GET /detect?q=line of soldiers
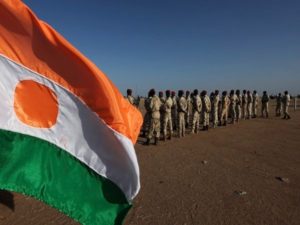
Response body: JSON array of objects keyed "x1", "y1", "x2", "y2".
[{"x1": 126, "y1": 89, "x2": 292, "y2": 145}]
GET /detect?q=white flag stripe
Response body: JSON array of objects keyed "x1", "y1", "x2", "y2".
[{"x1": 0, "y1": 54, "x2": 140, "y2": 201}]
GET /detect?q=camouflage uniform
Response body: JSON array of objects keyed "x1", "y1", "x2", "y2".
[
  {"x1": 220, "y1": 95, "x2": 230, "y2": 125},
  {"x1": 229, "y1": 93, "x2": 237, "y2": 123},
  {"x1": 142, "y1": 97, "x2": 151, "y2": 136},
  {"x1": 159, "y1": 96, "x2": 166, "y2": 132},
  {"x1": 247, "y1": 92, "x2": 253, "y2": 119},
  {"x1": 242, "y1": 93, "x2": 248, "y2": 119},
  {"x1": 177, "y1": 96, "x2": 188, "y2": 137},
  {"x1": 212, "y1": 94, "x2": 220, "y2": 127},
  {"x1": 202, "y1": 94, "x2": 211, "y2": 128},
  {"x1": 163, "y1": 96, "x2": 173, "y2": 139},
  {"x1": 191, "y1": 95, "x2": 202, "y2": 133},
  {"x1": 261, "y1": 93, "x2": 269, "y2": 118},
  {"x1": 236, "y1": 94, "x2": 242, "y2": 122},
  {"x1": 185, "y1": 94, "x2": 192, "y2": 128},
  {"x1": 147, "y1": 95, "x2": 162, "y2": 139},
  {"x1": 276, "y1": 95, "x2": 282, "y2": 116},
  {"x1": 252, "y1": 92, "x2": 259, "y2": 118},
  {"x1": 282, "y1": 93, "x2": 291, "y2": 119},
  {"x1": 126, "y1": 95, "x2": 135, "y2": 105},
  {"x1": 171, "y1": 94, "x2": 178, "y2": 131}
]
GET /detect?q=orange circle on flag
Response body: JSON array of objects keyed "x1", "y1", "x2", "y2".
[{"x1": 14, "y1": 80, "x2": 59, "y2": 128}]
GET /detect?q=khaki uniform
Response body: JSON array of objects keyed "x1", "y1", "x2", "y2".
[
  {"x1": 247, "y1": 94, "x2": 253, "y2": 119},
  {"x1": 191, "y1": 95, "x2": 202, "y2": 133},
  {"x1": 282, "y1": 94, "x2": 291, "y2": 118},
  {"x1": 212, "y1": 94, "x2": 220, "y2": 127},
  {"x1": 236, "y1": 94, "x2": 242, "y2": 121},
  {"x1": 142, "y1": 97, "x2": 151, "y2": 135},
  {"x1": 126, "y1": 95, "x2": 135, "y2": 105},
  {"x1": 171, "y1": 96, "x2": 178, "y2": 131},
  {"x1": 261, "y1": 94, "x2": 269, "y2": 117},
  {"x1": 220, "y1": 95, "x2": 230, "y2": 125},
  {"x1": 229, "y1": 94, "x2": 237, "y2": 123},
  {"x1": 163, "y1": 97, "x2": 173, "y2": 138},
  {"x1": 185, "y1": 95, "x2": 192, "y2": 128},
  {"x1": 252, "y1": 93, "x2": 259, "y2": 117},
  {"x1": 242, "y1": 94, "x2": 248, "y2": 119},
  {"x1": 177, "y1": 96, "x2": 187, "y2": 137},
  {"x1": 202, "y1": 95, "x2": 211, "y2": 127},
  {"x1": 276, "y1": 96, "x2": 282, "y2": 116},
  {"x1": 147, "y1": 95, "x2": 162, "y2": 139}
]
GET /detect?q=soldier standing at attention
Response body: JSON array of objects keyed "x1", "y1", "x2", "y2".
[
  {"x1": 229, "y1": 90, "x2": 237, "y2": 124},
  {"x1": 177, "y1": 90, "x2": 188, "y2": 138},
  {"x1": 171, "y1": 91, "x2": 178, "y2": 131},
  {"x1": 145, "y1": 89, "x2": 162, "y2": 145},
  {"x1": 252, "y1": 90, "x2": 259, "y2": 118},
  {"x1": 261, "y1": 91, "x2": 270, "y2": 118},
  {"x1": 126, "y1": 89, "x2": 136, "y2": 106},
  {"x1": 247, "y1": 90, "x2": 253, "y2": 119},
  {"x1": 191, "y1": 89, "x2": 202, "y2": 134},
  {"x1": 282, "y1": 91, "x2": 291, "y2": 119},
  {"x1": 242, "y1": 89, "x2": 248, "y2": 120},
  {"x1": 159, "y1": 91, "x2": 165, "y2": 133},
  {"x1": 185, "y1": 90, "x2": 192, "y2": 129},
  {"x1": 235, "y1": 89, "x2": 242, "y2": 123},
  {"x1": 220, "y1": 91, "x2": 230, "y2": 126},
  {"x1": 212, "y1": 90, "x2": 220, "y2": 128},
  {"x1": 142, "y1": 91, "x2": 151, "y2": 137},
  {"x1": 163, "y1": 90, "x2": 173, "y2": 141},
  {"x1": 201, "y1": 90, "x2": 211, "y2": 131},
  {"x1": 275, "y1": 93, "x2": 282, "y2": 116}
]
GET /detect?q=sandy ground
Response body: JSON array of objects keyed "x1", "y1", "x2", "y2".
[{"x1": 1, "y1": 102, "x2": 300, "y2": 225}]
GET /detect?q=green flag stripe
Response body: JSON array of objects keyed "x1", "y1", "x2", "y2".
[{"x1": 0, "y1": 129, "x2": 131, "y2": 225}]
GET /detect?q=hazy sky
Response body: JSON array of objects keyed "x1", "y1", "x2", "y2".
[{"x1": 23, "y1": 0, "x2": 300, "y2": 96}]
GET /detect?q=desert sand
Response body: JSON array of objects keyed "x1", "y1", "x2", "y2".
[{"x1": 0, "y1": 102, "x2": 299, "y2": 225}]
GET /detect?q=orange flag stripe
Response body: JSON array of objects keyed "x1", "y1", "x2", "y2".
[{"x1": 0, "y1": 0, "x2": 142, "y2": 143}]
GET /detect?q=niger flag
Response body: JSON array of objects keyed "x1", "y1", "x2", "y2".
[{"x1": 0, "y1": 0, "x2": 143, "y2": 224}]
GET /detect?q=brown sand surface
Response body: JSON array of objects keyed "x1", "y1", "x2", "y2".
[{"x1": 1, "y1": 104, "x2": 300, "y2": 225}]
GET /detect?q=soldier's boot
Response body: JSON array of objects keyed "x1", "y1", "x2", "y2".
[
  {"x1": 145, "y1": 138, "x2": 150, "y2": 145},
  {"x1": 154, "y1": 137, "x2": 159, "y2": 145},
  {"x1": 287, "y1": 115, "x2": 291, "y2": 119},
  {"x1": 168, "y1": 135, "x2": 172, "y2": 140},
  {"x1": 224, "y1": 121, "x2": 227, "y2": 126}
]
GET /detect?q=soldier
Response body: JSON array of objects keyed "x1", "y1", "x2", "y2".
[
  {"x1": 201, "y1": 90, "x2": 211, "y2": 131},
  {"x1": 242, "y1": 89, "x2": 248, "y2": 120},
  {"x1": 261, "y1": 91, "x2": 270, "y2": 118},
  {"x1": 247, "y1": 90, "x2": 253, "y2": 119},
  {"x1": 163, "y1": 90, "x2": 173, "y2": 140},
  {"x1": 282, "y1": 91, "x2": 291, "y2": 119},
  {"x1": 191, "y1": 89, "x2": 202, "y2": 134},
  {"x1": 171, "y1": 91, "x2": 178, "y2": 131},
  {"x1": 159, "y1": 91, "x2": 165, "y2": 133},
  {"x1": 252, "y1": 90, "x2": 259, "y2": 118},
  {"x1": 126, "y1": 89, "x2": 136, "y2": 106},
  {"x1": 185, "y1": 90, "x2": 192, "y2": 129},
  {"x1": 235, "y1": 90, "x2": 242, "y2": 123},
  {"x1": 229, "y1": 90, "x2": 237, "y2": 124},
  {"x1": 142, "y1": 91, "x2": 151, "y2": 137},
  {"x1": 212, "y1": 90, "x2": 220, "y2": 128},
  {"x1": 177, "y1": 90, "x2": 188, "y2": 138},
  {"x1": 220, "y1": 91, "x2": 230, "y2": 126},
  {"x1": 275, "y1": 93, "x2": 282, "y2": 116},
  {"x1": 145, "y1": 89, "x2": 162, "y2": 145}
]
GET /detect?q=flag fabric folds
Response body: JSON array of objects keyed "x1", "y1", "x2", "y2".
[{"x1": 0, "y1": 0, "x2": 143, "y2": 224}]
